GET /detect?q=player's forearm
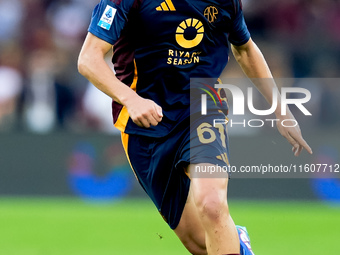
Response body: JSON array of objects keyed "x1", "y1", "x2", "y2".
[
  {"x1": 232, "y1": 38, "x2": 283, "y2": 116},
  {"x1": 231, "y1": 38, "x2": 272, "y2": 78}
]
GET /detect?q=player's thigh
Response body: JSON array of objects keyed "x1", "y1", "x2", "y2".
[{"x1": 174, "y1": 187, "x2": 206, "y2": 254}]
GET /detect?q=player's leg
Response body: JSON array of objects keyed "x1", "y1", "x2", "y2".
[
  {"x1": 173, "y1": 166, "x2": 239, "y2": 255},
  {"x1": 174, "y1": 187, "x2": 207, "y2": 255},
  {"x1": 173, "y1": 114, "x2": 241, "y2": 254},
  {"x1": 122, "y1": 123, "x2": 253, "y2": 254},
  {"x1": 189, "y1": 163, "x2": 240, "y2": 255}
]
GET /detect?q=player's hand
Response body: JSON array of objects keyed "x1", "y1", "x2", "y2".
[
  {"x1": 276, "y1": 111, "x2": 313, "y2": 157},
  {"x1": 125, "y1": 94, "x2": 163, "y2": 128}
]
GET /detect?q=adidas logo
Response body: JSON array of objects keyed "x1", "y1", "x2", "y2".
[
  {"x1": 156, "y1": 0, "x2": 176, "y2": 11},
  {"x1": 216, "y1": 153, "x2": 229, "y2": 165}
]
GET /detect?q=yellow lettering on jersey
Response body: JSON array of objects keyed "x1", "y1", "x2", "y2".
[{"x1": 167, "y1": 49, "x2": 201, "y2": 66}]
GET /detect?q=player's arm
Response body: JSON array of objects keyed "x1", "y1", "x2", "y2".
[
  {"x1": 78, "y1": 33, "x2": 162, "y2": 128},
  {"x1": 231, "y1": 38, "x2": 312, "y2": 156}
]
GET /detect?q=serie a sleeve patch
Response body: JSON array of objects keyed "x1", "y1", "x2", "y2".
[{"x1": 98, "y1": 5, "x2": 117, "y2": 30}]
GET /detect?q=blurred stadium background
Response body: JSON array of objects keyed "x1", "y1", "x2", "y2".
[{"x1": 0, "y1": 0, "x2": 340, "y2": 254}]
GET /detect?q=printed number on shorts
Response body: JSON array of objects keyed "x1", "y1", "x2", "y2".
[{"x1": 197, "y1": 122, "x2": 226, "y2": 148}]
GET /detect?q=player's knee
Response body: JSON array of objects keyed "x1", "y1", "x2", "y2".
[{"x1": 194, "y1": 191, "x2": 229, "y2": 223}]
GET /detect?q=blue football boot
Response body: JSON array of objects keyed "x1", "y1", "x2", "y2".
[{"x1": 236, "y1": 225, "x2": 255, "y2": 255}]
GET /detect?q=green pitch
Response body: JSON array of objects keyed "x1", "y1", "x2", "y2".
[{"x1": 0, "y1": 198, "x2": 339, "y2": 255}]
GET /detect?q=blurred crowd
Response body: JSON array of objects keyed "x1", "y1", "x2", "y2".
[{"x1": 0, "y1": 0, "x2": 339, "y2": 133}]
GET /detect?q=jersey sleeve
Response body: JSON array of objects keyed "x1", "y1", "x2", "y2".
[
  {"x1": 228, "y1": 0, "x2": 250, "y2": 46},
  {"x1": 88, "y1": 0, "x2": 135, "y2": 45}
]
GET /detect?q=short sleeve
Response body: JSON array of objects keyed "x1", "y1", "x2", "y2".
[
  {"x1": 88, "y1": 0, "x2": 135, "y2": 45},
  {"x1": 228, "y1": 0, "x2": 250, "y2": 46}
]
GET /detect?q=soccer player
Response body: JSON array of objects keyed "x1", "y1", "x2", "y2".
[{"x1": 78, "y1": 0, "x2": 313, "y2": 254}]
